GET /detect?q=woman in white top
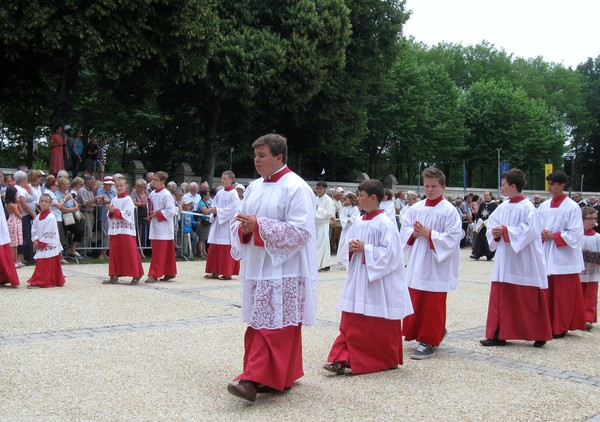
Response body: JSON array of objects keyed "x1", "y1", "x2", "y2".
[{"x1": 14, "y1": 170, "x2": 35, "y2": 266}]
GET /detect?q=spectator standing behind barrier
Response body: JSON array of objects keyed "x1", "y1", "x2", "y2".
[
  {"x1": 14, "y1": 170, "x2": 35, "y2": 266},
  {"x1": 49, "y1": 125, "x2": 65, "y2": 176},
  {"x1": 97, "y1": 138, "x2": 109, "y2": 181},
  {"x1": 77, "y1": 175, "x2": 102, "y2": 250},
  {"x1": 86, "y1": 135, "x2": 99, "y2": 176},
  {"x1": 71, "y1": 129, "x2": 84, "y2": 178},
  {"x1": 131, "y1": 179, "x2": 149, "y2": 249},
  {"x1": 63, "y1": 125, "x2": 73, "y2": 171},
  {"x1": 5, "y1": 186, "x2": 24, "y2": 271},
  {"x1": 195, "y1": 188, "x2": 212, "y2": 259},
  {"x1": 57, "y1": 177, "x2": 84, "y2": 258},
  {"x1": 96, "y1": 176, "x2": 117, "y2": 259},
  {"x1": 43, "y1": 176, "x2": 67, "y2": 264}
]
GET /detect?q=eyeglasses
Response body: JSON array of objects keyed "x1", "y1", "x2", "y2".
[{"x1": 584, "y1": 217, "x2": 598, "y2": 221}]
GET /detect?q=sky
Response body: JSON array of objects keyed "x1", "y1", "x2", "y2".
[{"x1": 402, "y1": 0, "x2": 598, "y2": 69}]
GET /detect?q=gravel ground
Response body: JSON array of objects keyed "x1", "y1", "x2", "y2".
[{"x1": 0, "y1": 249, "x2": 598, "y2": 421}]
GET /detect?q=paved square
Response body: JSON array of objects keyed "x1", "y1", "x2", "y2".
[{"x1": 0, "y1": 250, "x2": 599, "y2": 420}]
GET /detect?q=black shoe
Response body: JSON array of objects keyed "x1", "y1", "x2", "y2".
[
  {"x1": 480, "y1": 338, "x2": 507, "y2": 347},
  {"x1": 469, "y1": 255, "x2": 480, "y2": 260},
  {"x1": 318, "y1": 266, "x2": 330, "y2": 272},
  {"x1": 486, "y1": 256, "x2": 493, "y2": 261},
  {"x1": 533, "y1": 341, "x2": 546, "y2": 348},
  {"x1": 553, "y1": 332, "x2": 567, "y2": 339},
  {"x1": 227, "y1": 380, "x2": 257, "y2": 402}
]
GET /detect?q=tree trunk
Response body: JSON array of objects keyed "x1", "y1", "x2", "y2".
[
  {"x1": 52, "y1": 54, "x2": 81, "y2": 126},
  {"x1": 201, "y1": 101, "x2": 221, "y2": 187}
]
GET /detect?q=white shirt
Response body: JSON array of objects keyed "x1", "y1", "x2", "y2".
[{"x1": 581, "y1": 230, "x2": 600, "y2": 283}]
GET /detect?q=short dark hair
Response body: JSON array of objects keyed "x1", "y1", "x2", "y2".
[
  {"x1": 546, "y1": 171, "x2": 568, "y2": 186},
  {"x1": 358, "y1": 180, "x2": 384, "y2": 203},
  {"x1": 503, "y1": 168, "x2": 527, "y2": 192},
  {"x1": 316, "y1": 181, "x2": 328, "y2": 188},
  {"x1": 422, "y1": 167, "x2": 446, "y2": 186},
  {"x1": 252, "y1": 134, "x2": 288, "y2": 164}
]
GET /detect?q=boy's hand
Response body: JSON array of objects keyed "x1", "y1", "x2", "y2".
[
  {"x1": 236, "y1": 213, "x2": 257, "y2": 235},
  {"x1": 413, "y1": 220, "x2": 431, "y2": 239},
  {"x1": 349, "y1": 238, "x2": 364, "y2": 252}
]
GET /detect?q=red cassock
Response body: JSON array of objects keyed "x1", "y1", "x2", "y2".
[
  {"x1": 547, "y1": 274, "x2": 587, "y2": 334},
  {"x1": 205, "y1": 244, "x2": 240, "y2": 278},
  {"x1": 582, "y1": 282, "x2": 598, "y2": 323},
  {"x1": 234, "y1": 325, "x2": 303, "y2": 391},
  {"x1": 148, "y1": 240, "x2": 177, "y2": 279},
  {"x1": 402, "y1": 288, "x2": 447, "y2": 346},
  {"x1": 0, "y1": 243, "x2": 19, "y2": 287},
  {"x1": 485, "y1": 282, "x2": 552, "y2": 341},
  {"x1": 328, "y1": 311, "x2": 403, "y2": 374},
  {"x1": 27, "y1": 255, "x2": 65, "y2": 288},
  {"x1": 109, "y1": 234, "x2": 144, "y2": 278}
]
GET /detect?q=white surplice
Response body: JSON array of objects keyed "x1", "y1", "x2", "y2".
[
  {"x1": 400, "y1": 198, "x2": 462, "y2": 292},
  {"x1": 148, "y1": 187, "x2": 178, "y2": 240},
  {"x1": 486, "y1": 198, "x2": 547, "y2": 288},
  {"x1": 538, "y1": 197, "x2": 585, "y2": 275},
  {"x1": 0, "y1": 202, "x2": 10, "y2": 245},
  {"x1": 581, "y1": 231, "x2": 600, "y2": 283},
  {"x1": 337, "y1": 212, "x2": 413, "y2": 320},
  {"x1": 208, "y1": 187, "x2": 240, "y2": 245},
  {"x1": 230, "y1": 168, "x2": 318, "y2": 330},
  {"x1": 32, "y1": 212, "x2": 63, "y2": 259},
  {"x1": 108, "y1": 194, "x2": 137, "y2": 237},
  {"x1": 336, "y1": 205, "x2": 360, "y2": 266},
  {"x1": 380, "y1": 200, "x2": 397, "y2": 231},
  {"x1": 315, "y1": 193, "x2": 336, "y2": 269}
]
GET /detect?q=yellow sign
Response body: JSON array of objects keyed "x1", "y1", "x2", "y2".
[{"x1": 544, "y1": 164, "x2": 553, "y2": 191}]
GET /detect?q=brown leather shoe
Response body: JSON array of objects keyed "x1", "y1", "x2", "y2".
[
  {"x1": 160, "y1": 275, "x2": 176, "y2": 282},
  {"x1": 227, "y1": 380, "x2": 257, "y2": 402}
]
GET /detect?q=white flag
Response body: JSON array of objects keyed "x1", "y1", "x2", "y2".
[{"x1": 321, "y1": 168, "x2": 326, "y2": 175}]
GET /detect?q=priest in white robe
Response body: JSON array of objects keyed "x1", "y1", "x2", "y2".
[
  {"x1": 227, "y1": 134, "x2": 317, "y2": 402},
  {"x1": 325, "y1": 180, "x2": 413, "y2": 375},
  {"x1": 538, "y1": 171, "x2": 586, "y2": 337},
  {"x1": 205, "y1": 171, "x2": 240, "y2": 280},
  {"x1": 480, "y1": 169, "x2": 552, "y2": 347},
  {"x1": 400, "y1": 167, "x2": 461, "y2": 360},
  {"x1": 315, "y1": 181, "x2": 335, "y2": 271}
]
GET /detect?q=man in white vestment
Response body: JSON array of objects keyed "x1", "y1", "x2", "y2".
[
  {"x1": 315, "y1": 181, "x2": 335, "y2": 271},
  {"x1": 227, "y1": 134, "x2": 317, "y2": 402}
]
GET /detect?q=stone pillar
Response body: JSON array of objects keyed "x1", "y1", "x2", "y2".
[
  {"x1": 175, "y1": 162, "x2": 194, "y2": 184},
  {"x1": 355, "y1": 173, "x2": 370, "y2": 182},
  {"x1": 383, "y1": 174, "x2": 397, "y2": 190},
  {"x1": 127, "y1": 160, "x2": 146, "y2": 186}
]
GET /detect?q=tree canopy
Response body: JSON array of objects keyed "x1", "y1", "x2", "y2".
[{"x1": 1, "y1": 1, "x2": 599, "y2": 190}]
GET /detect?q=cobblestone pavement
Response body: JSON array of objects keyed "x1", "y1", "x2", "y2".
[{"x1": 0, "y1": 249, "x2": 598, "y2": 421}]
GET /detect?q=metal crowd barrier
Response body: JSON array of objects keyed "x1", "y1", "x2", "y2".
[{"x1": 64, "y1": 205, "x2": 198, "y2": 263}]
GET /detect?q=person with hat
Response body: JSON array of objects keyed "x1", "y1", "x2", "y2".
[
  {"x1": 235, "y1": 183, "x2": 245, "y2": 200},
  {"x1": 102, "y1": 177, "x2": 144, "y2": 284},
  {"x1": 96, "y1": 176, "x2": 117, "y2": 259},
  {"x1": 538, "y1": 170, "x2": 586, "y2": 338}
]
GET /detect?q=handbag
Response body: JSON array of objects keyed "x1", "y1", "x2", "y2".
[
  {"x1": 74, "y1": 210, "x2": 83, "y2": 221},
  {"x1": 63, "y1": 212, "x2": 76, "y2": 226}
]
